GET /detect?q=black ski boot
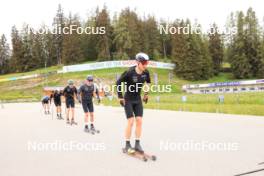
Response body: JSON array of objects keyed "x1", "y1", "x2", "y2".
[
  {"x1": 60, "y1": 114, "x2": 63, "y2": 120},
  {"x1": 66, "y1": 118, "x2": 70, "y2": 124},
  {"x1": 71, "y1": 119, "x2": 78, "y2": 125},
  {"x1": 90, "y1": 124, "x2": 100, "y2": 134},
  {"x1": 84, "y1": 125, "x2": 89, "y2": 132},
  {"x1": 134, "y1": 140, "x2": 144, "y2": 154},
  {"x1": 90, "y1": 124, "x2": 95, "y2": 131},
  {"x1": 124, "y1": 141, "x2": 135, "y2": 154}
]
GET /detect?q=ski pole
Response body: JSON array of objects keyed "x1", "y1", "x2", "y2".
[{"x1": 234, "y1": 168, "x2": 264, "y2": 176}]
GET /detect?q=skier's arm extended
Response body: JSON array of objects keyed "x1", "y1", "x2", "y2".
[
  {"x1": 116, "y1": 71, "x2": 129, "y2": 106},
  {"x1": 143, "y1": 71, "x2": 151, "y2": 104},
  {"x1": 116, "y1": 71, "x2": 128, "y2": 99},
  {"x1": 62, "y1": 87, "x2": 67, "y2": 97}
]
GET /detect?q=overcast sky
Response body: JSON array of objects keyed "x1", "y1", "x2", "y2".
[{"x1": 1, "y1": 0, "x2": 264, "y2": 43}]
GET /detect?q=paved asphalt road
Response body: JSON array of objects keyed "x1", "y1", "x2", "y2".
[{"x1": 0, "y1": 102, "x2": 264, "y2": 176}]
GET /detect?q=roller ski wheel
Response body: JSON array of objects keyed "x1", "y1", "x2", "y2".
[
  {"x1": 90, "y1": 126, "x2": 100, "y2": 134},
  {"x1": 122, "y1": 148, "x2": 148, "y2": 162},
  {"x1": 135, "y1": 151, "x2": 157, "y2": 161}
]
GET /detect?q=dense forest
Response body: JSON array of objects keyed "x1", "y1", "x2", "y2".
[{"x1": 0, "y1": 5, "x2": 264, "y2": 80}]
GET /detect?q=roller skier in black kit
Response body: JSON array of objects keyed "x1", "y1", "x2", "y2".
[
  {"x1": 78, "y1": 75, "x2": 100, "y2": 134},
  {"x1": 63, "y1": 80, "x2": 78, "y2": 125},
  {"x1": 116, "y1": 52, "x2": 151, "y2": 154},
  {"x1": 51, "y1": 89, "x2": 63, "y2": 120}
]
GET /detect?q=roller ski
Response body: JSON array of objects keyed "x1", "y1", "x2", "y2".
[
  {"x1": 89, "y1": 124, "x2": 100, "y2": 135},
  {"x1": 84, "y1": 125, "x2": 90, "y2": 133},
  {"x1": 70, "y1": 119, "x2": 78, "y2": 125},
  {"x1": 122, "y1": 142, "x2": 148, "y2": 162},
  {"x1": 134, "y1": 142, "x2": 157, "y2": 161},
  {"x1": 57, "y1": 114, "x2": 64, "y2": 120},
  {"x1": 135, "y1": 151, "x2": 157, "y2": 161},
  {"x1": 44, "y1": 111, "x2": 50, "y2": 115}
]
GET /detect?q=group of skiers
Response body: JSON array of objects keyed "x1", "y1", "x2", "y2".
[{"x1": 41, "y1": 52, "x2": 151, "y2": 153}]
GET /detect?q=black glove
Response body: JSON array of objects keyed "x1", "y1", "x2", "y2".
[
  {"x1": 119, "y1": 99, "x2": 125, "y2": 107},
  {"x1": 143, "y1": 95, "x2": 148, "y2": 104}
]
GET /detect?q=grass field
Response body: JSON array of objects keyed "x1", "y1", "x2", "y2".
[{"x1": 0, "y1": 66, "x2": 264, "y2": 116}]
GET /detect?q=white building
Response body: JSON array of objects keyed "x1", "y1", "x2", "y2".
[{"x1": 182, "y1": 79, "x2": 264, "y2": 94}]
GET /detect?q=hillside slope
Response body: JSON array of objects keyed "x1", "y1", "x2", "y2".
[{"x1": 0, "y1": 66, "x2": 264, "y2": 116}]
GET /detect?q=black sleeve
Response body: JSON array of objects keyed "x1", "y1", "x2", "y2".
[
  {"x1": 63, "y1": 87, "x2": 67, "y2": 96},
  {"x1": 116, "y1": 71, "x2": 129, "y2": 99},
  {"x1": 146, "y1": 70, "x2": 151, "y2": 84}
]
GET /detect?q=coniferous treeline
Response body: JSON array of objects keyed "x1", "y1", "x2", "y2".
[{"x1": 0, "y1": 5, "x2": 264, "y2": 80}]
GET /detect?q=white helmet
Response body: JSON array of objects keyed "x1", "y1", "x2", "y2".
[{"x1": 135, "y1": 52, "x2": 149, "y2": 62}]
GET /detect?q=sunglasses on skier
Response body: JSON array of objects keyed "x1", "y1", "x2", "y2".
[{"x1": 139, "y1": 60, "x2": 149, "y2": 65}]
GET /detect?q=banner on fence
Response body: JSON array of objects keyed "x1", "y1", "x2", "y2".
[{"x1": 60, "y1": 60, "x2": 175, "y2": 73}]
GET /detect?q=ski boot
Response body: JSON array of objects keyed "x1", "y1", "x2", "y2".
[
  {"x1": 70, "y1": 119, "x2": 78, "y2": 125},
  {"x1": 124, "y1": 142, "x2": 135, "y2": 154},
  {"x1": 134, "y1": 142, "x2": 144, "y2": 154},
  {"x1": 84, "y1": 125, "x2": 89, "y2": 132}
]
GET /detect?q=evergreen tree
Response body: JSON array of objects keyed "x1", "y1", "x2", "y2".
[
  {"x1": 172, "y1": 20, "x2": 213, "y2": 80},
  {"x1": 244, "y1": 8, "x2": 263, "y2": 77},
  {"x1": 113, "y1": 8, "x2": 141, "y2": 59},
  {"x1": 139, "y1": 16, "x2": 161, "y2": 60},
  {"x1": 94, "y1": 6, "x2": 112, "y2": 61},
  {"x1": 171, "y1": 20, "x2": 189, "y2": 78},
  {"x1": 208, "y1": 23, "x2": 224, "y2": 75},
  {"x1": 159, "y1": 19, "x2": 172, "y2": 59},
  {"x1": 62, "y1": 13, "x2": 84, "y2": 64},
  {"x1": 53, "y1": 4, "x2": 65, "y2": 65},
  {"x1": 10, "y1": 26, "x2": 24, "y2": 72},
  {"x1": 0, "y1": 34, "x2": 10, "y2": 74},
  {"x1": 81, "y1": 11, "x2": 98, "y2": 61},
  {"x1": 228, "y1": 11, "x2": 251, "y2": 78}
]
